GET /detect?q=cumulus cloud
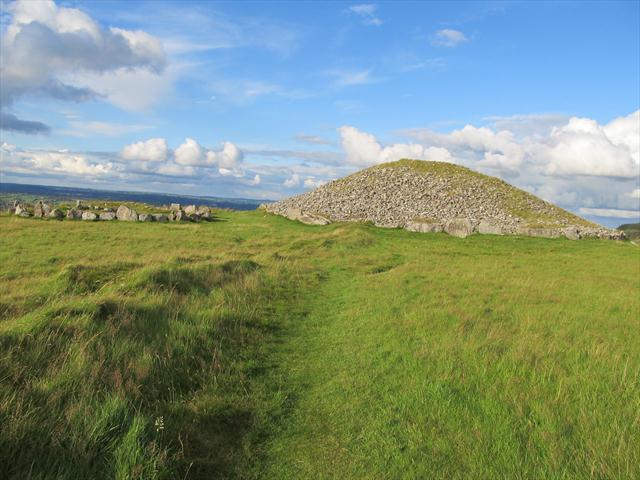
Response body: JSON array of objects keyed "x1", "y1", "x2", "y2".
[
  {"x1": 403, "y1": 110, "x2": 639, "y2": 178},
  {"x1": 542, "y1": 113, "x2": 639, "y2": 177},
  {"x1": 121, "y1": 138, "x2": 168, "y2": 162},
  {"x1": 338, "y1": 126, "x2": 452, "y2": 166},
  {"x1": 248, "y1": 174, "x2": 261, "y2": 186},
  {"x1": 1, "y1": 0, "x2": 166, "y2": 129},
  {"x1": 1, "y1": 146, "x2": 114, "y2": 177},
  {"x1": 303, "y1": 177, "x2": 327, "y2": 189},
  {"x1": 348, "y1": 4, "x2": 383, "y2": 26},
  {"x1": 431, "y1": 29, "x2": 468, "y2": 47},
  {"x1": 284, "y1": 173, "x2": 301, "y2": 188}
]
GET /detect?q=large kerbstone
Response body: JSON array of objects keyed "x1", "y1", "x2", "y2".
[
  {"x1": 48, "y1": 209, "x2": 64, "y2": 220},
  {"x1": 478, "y1": 220, "x2": 503, "y2": 235},
  {"x1": 405, "y1": 221, "x2": 443, "y2": 233},
  {"x1": 116, "y1": 205, "x2": 138, "y2": 221},
  {"x1": 138, "y1": 213, "x2": 153, "y2": 222},
  {"x1": 444, "y1": 218, "x2": 474, "y2": 238},
  {"x1": 285, "y1": 207, "x2": 331, "y2": 225},
  {"x1": 152, "y1": 214, "x2": 169, "y2": 222},
  {"x1": 82, "y1": 211, "x2": 98, "y2": 221}
]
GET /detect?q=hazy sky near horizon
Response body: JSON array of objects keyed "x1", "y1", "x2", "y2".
[{"x1": 0, "y1": 0, "x2": 639, "y2": 226}]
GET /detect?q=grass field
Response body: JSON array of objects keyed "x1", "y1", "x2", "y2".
[{"x1": 1, "y1": 211, "x2": 639, "y2": 479}]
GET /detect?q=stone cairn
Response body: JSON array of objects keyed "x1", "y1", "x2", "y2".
[
  {"x1": 10, "y1": 200, "x2": 214, "y2": 223},
  {"x1": 263, "y1": 162, "x2": 625, "y2": 241}
]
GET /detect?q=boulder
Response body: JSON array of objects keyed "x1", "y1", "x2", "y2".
[
  {"x1": 82, "y1": 211, "x2": 98, "y2": 221},
  {"x1": 405, "y1": 221, "x2": 443, "y2": 233},
  {"x1": 184, "y1": 205, "x2": 197, "y2": 215},
  {"x1": 478, "y1": 220, "x2": 503, "y2": 235},
  {"x1": 284, "y1": 207, "x2": 331, "y2": 225},
  {"x1": 563, "y1": 226, "x2": 581, "y2": 241},
  {"x1": 518, "y1": 227, "x2": 562, "y2": 239},
  {"x1": 444, "y1": 218, "x2": 474, "y2": 238},
  {"x1": 33, "y1": 201, "x2": 51, "y2": 218},
  {"x1": 152, "y1": 214, "x2": 169, "y2": 222},
  {"x1": 48, "y1": 209, "x2": 64, "y2": 220},
  {"x1": 138, "y1": 213, "x2": 153, "y2": 222},
  {"x1": 116, "y1": 205, "x2": 138, "y2": 221},
  {"x1": 99, "y1": 211, "x2": 117, "y2": 221},
  {"x1": 66, "y1": 208, "x2": 82, "y2": 219},
  {"x1": 169, "y1": 203, "x2": 181, "y2": 211},
  {"x1": 15, "y1": 204, "x2": 31, "y2": 217},
  {"x1": 174, "y1": 209, "x2": 189, "y2": 222}
]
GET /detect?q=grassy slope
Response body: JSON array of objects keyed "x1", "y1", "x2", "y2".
[{"x1": 1, "y1": 212, "x2": 639, "y2": 479}]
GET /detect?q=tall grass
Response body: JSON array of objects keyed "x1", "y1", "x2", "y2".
[{"x1": 1, "y1": 212, "x2": 638, "y2": 479}]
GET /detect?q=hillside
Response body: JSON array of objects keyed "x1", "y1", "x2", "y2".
[
  {"x1": 1, "y1": 212, "x2": 639, "y2": 479},
  {"x1": 266, "y1": 159, "x2": 621, "y2": 239}
]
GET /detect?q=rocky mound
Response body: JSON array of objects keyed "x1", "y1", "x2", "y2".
[{"x1": 265, "y1": 159, "x2": 622, "y2": 239}]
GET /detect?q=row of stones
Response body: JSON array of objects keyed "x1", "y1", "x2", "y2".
[{"x1": 12, "y1": 201, "x2": 213, "y2": 223}]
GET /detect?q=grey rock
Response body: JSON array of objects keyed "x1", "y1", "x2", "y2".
[
  {"x1": 82, "y1": 211, "x2": 98, "y2": 221},
  {"x1": 564, "y1": 226, "x2": 581, "y2": 240},
  {"x1": 66, "y1": 208, "x2": 82, "y2": 219},
  {"x1": 284, "y1": 207, "x2": 331, "y2": 225},
  {"x1": 99, "y1": 211, "x2": 117, "y2": 221},
  {"x1": 444, "y1": 218, "x2": 474, "y2": 238},
  {"x1": 478, "y1": 220, "x2": 503, "y2": 235},
  {"x1": 33, "y1": 201, "x2": 51, "y2": 218},
  {"x1": 405, "y1": 221, "x2": 443, "y2": 233},
  {"x1": 174, "y1": 209, "x2": 189, "y2": 222},
  {"x1": 138, "y1": 213, "x2": 153, "y2": 222},
  {"x1": 116, "y1": 205, "x2": 138, "y2": 221},
  {"x1": 15, "y1": 204, "x2": 31, "y2": 217},
  {"x1": 48, "y1": 209, "x2": 64, "y2": 220},
  {"x1": 152, "y1": 214, "x2": 169, "y2": 222},
  {"x1": 517, "y1": 227, "x2": 562, "y2": 239}
]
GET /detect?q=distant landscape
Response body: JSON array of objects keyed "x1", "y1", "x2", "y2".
[{"x1": 0, "y1": 182, "x2": 266, "y2": 212}]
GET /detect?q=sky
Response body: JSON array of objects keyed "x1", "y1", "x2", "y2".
[{"x1": 0, "y1": 0, "x2": 639, "y2": 227}]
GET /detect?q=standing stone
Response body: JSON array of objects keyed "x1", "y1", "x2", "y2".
[
  {"x1": 99, "y1": 211, "x2": 117, "y2": 221},
  {"x1": 169, "y1": 203, "x2": 181, "y2": 211},
  {"x1": 138, "y1": 213, "x2": 153, "y2": 222},
  {"x1": 15, "y1": 204, "x2": 31, "y2": 217},
  {"x1": 116, "y1": 205, "x2": 138, "y2": 221},
  {"x1": 33, "y1": 201, "x2": 49, "y2": 218},
  {"x1": 174, "y1": 209, "x2": 189, "y2": 222},
  {"x1": 478, "y1": 220, "x2": 503, "y2": 235},
  {"x1": 48, "y1": 209, "x2": 64, "y2": 220},
  {"x1": 444, "y1": 218, "x2": 474, "y2": 238},
  {"x1": 82, "y1": 211, "x2": 98, "y2": 221}
]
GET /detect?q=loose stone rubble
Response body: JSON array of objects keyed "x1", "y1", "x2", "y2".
[{"x1": 264, "y1": 160, "x2": 624, "y2": 240}]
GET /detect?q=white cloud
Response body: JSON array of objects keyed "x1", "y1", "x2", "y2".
[
  {"x1": 542, "y1": 112, "x2": 639, "y2": 177},
  {"x1": 1, "y1": 147, "x2": 114, "y2": 177},
  {"x1": 578, "y1": 208, "x2": 639, "y2": 219},
  {"x1": 338, "y1": 126, "x2": 453, "y2": 166},
  {"x1": 431, "y1": 29, "x2": 468, "y2": 47},
  {"x1": 348, "y1": 4, "x2": 383, "y2": 26},
  {"x1": 328, "y1": 69, "x2": 378, "y2": 87},
  {"x1": 248, "y1": 174, "x2": 261, "y2": 186},
  {"x1": 175, "y1": 138, "x2": 204, "y2": 166},
  {"x1": 627, "y1": 188, "x2": 640, "y2": 199},
  {"x1": 173, "y1": 138, "x2": 244, "y2": 174},
  {"x1": 295, "y1": 134, "x2": 334, "y2": 145},
  {"x1": 284, "y1": 173, "x2": 301, "y2": 188},
  {"x1": 63, "y1": 121, "x2": 152, "y2": 138},
  {"x1": 121, "y1": 138, "x2": 168, "y2": 162},
  {"x1": 1, "y1": 0, "x2": 166, "y2": 128},
  {"x1": 303, "y1": 177, "x2": 327, "y2": 189}
]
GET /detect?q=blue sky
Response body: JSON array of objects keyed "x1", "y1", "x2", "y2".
[{"x1": 1, "y1": 0, "x2": 639, "y2": 226}]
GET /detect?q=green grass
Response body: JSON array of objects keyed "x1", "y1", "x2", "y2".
[{"x1": 1, "y1": 212, "x2": 639, "y2": 479}]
